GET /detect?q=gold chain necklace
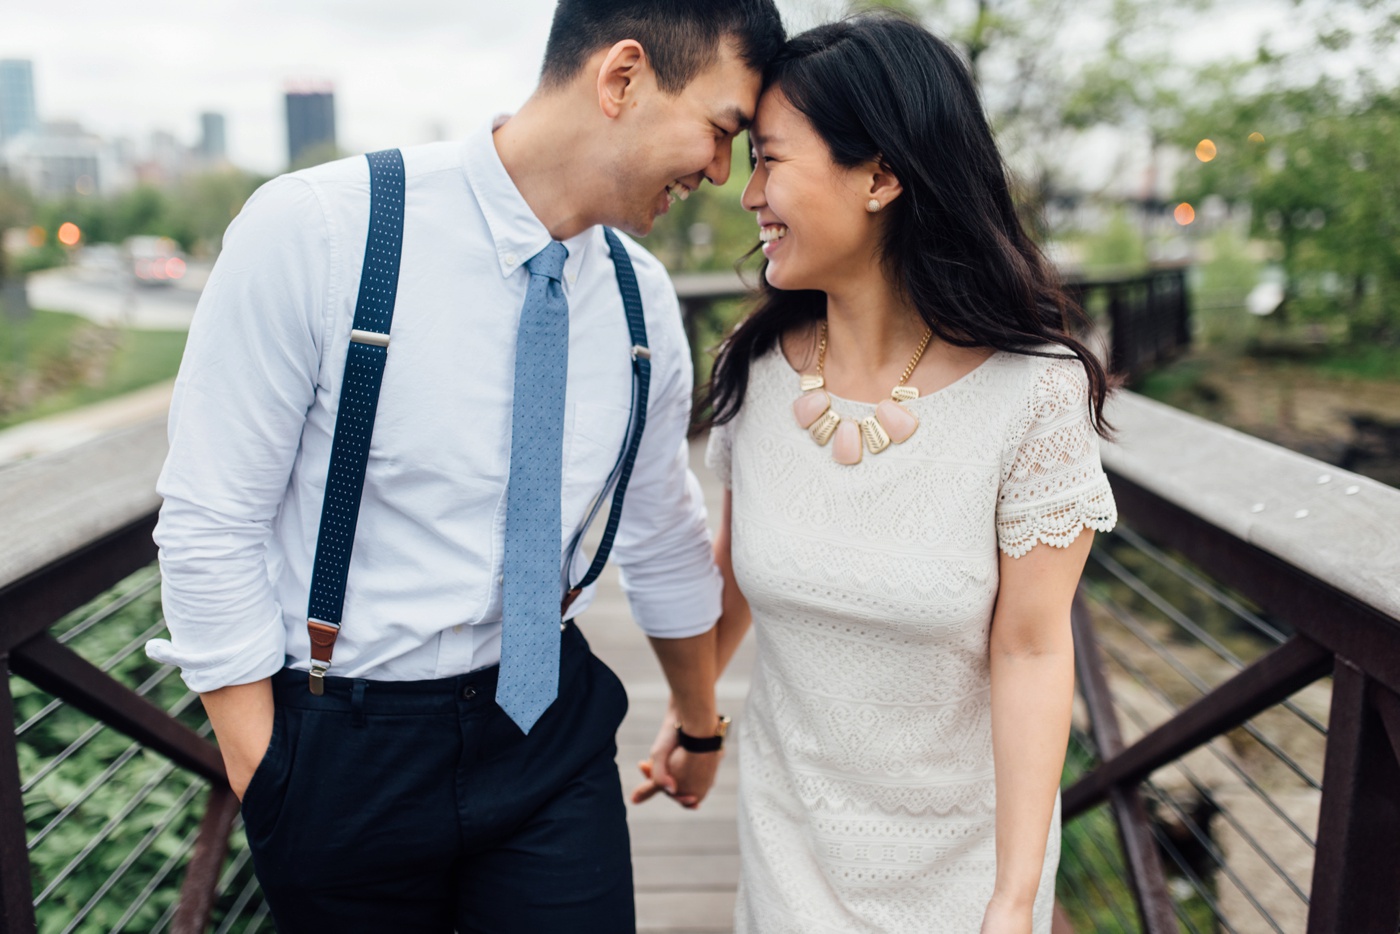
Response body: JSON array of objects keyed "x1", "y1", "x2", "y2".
[{"x1": 792, "y1": 320, "x2": 933, "y2": 465}]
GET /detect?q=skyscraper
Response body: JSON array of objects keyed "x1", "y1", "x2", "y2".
[
  {"x1": 0, "y1": 59, "x2": 39, "y2": 144},
  {"x1": 198, "y1": 111, "x2": 227, "y2": 162},
  {"x1": 285, "y1": 83, "x2": 336, "y2": 168}
]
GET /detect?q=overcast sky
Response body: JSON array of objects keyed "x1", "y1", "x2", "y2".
[{"x1": 7, "y1": 0, "x2": 1293, "y2": 176}]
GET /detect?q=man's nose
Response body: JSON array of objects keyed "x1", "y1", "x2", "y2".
[{"x1": 706, "y1": 139, "x2": 734, "y2": 188}]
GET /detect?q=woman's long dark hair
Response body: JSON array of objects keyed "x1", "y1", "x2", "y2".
[{"x1": 701, "y1": 14, "x2": 1113, "y2": 435}]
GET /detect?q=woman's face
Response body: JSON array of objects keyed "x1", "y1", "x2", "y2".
[{"x1": 741, "y1": 87, "x2": 886, "y2": 293}]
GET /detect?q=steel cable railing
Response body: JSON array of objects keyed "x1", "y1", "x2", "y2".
[
  {"x1": 1093, "y1": 543, "x2": 1327, "y2": 737},
  {"x1": 59, "y1": 778, "x2": 206, "y2": 934},
  {"x1": 1112, "y1": 680, "x2": 1312, "y2": 916},
  {"x1": 1088, "y1": 587, "x2": 1323, "y2": 790},
  {"x1": 1096, "y1": 624, "x2": 1321, "y2": 852},
  {"x1": 17, "y1": 614, "x2": 171, "y2": 738}
]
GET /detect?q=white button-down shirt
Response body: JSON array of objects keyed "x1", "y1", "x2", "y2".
[{"x1": 147, "y1": 122, "x2": 722, "y2": 693}]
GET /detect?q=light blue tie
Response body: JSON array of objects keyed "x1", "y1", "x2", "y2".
[{"x1": 498, "y1": 241, "x2": 570, "y2": 733}]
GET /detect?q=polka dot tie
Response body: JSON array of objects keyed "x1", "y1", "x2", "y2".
[{"x1": 497, "y1": 241, "x2": 570, "y2": 733}]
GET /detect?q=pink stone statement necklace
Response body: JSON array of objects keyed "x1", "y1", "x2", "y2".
[{"x1": 793, "y1": 320, "x2": 933, "y2": 466}]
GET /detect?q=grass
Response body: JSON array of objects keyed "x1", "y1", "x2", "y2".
[{"x1": 0, "y1": 308, "x2": 187, "y2": 430}]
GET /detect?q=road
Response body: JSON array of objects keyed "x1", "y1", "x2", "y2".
[{"x1": 24, "y1": 261, "x2": 209, "y2": 331}]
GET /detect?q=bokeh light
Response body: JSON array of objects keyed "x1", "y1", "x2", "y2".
[
  {"x1": 165, "y1": 257, "x2": 187, "y2": 279},
  {"x1": 26, "y1": 226, "x2": 45, "y2": 248},
  {"x1": 1174, "y1": 203, "x2": 1196, "y2": 225},
  {"x1": 1196, "y1": 139, "x2": 1218, "y2": 162},
  {"x1": 1248, "y1": 131, "x2": 1266, "y2": 144},
  {"x1": 57, "y1": 222, "x2": 82, "y2": 246}
]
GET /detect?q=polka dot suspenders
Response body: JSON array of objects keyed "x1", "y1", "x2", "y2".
[{"x1": 304, "y1": 149, "x2": 651, "y2": 695}]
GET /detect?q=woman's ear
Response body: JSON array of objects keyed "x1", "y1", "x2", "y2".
[
  {"x1": 596, "y1": 40, "x2": 647, "y2": 120},
  {"x1": 866, "y1": 157, "x2": 904, "y2": 208}
]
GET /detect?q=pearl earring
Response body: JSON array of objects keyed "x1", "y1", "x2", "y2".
[{"x1": 866, "y1": 199, "x2": 881, "y2": 213}]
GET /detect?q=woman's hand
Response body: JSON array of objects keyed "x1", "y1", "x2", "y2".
[
  {"x1": 979, "y1": 892, "x2": 1034, "y2": 934},
  {"x1": 630, "y1": 697, "x2": 724, "y2": 809}
]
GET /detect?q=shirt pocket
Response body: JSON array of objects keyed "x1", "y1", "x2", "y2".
[{"x1": 562, "y1": 400, "x2": 632, "y2": 535}]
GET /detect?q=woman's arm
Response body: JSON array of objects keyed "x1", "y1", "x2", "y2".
[
  {"x1": 632, "y1": 490, "x2": 753, "y2": 807},
  {"x1": 982, "y1": 528, "x2": 1093, "y2": 932},
  {"x1": 713, "y1": 490, "x2": 753, "y2": 677}
]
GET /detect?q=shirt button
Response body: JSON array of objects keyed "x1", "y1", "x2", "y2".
[
  {"x1": 452, "y1": 624, "x2": 462, "y2": 635},
  {"x1": 504, "y1": 252, "x2": 519, "y2": 267},
  {"x1": 498, "y1": 574, "x2": 505, "y2": 584},
  {"x1": 461, "y1": 685, "x2": 477, "y2": 700}
]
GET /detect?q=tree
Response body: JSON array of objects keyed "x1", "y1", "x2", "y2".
[{"x1": 1174, "y1": 0, "x2": 1400, "y2": 342}]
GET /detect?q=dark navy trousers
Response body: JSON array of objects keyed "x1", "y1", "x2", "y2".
[{"x1": 239, "y1": 622, "x2": 635, "y2": 933}]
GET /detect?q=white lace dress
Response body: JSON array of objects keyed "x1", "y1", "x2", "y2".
[{"x1": 706, "y1": 345, "x2": 1118, "y2": 934}]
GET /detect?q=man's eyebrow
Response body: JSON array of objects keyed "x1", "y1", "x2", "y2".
[{"x1": 723, "y1": 106, "x2": 753, "y2": 132}]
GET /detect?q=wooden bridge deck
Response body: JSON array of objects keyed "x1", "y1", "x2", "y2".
[{"x1": 581, "y1": 439, "x2": 753, "y2": 933}]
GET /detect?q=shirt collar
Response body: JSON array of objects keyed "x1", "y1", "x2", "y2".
[{"x1": 462, "y1": 116, "x2": 592, "y2": 288}]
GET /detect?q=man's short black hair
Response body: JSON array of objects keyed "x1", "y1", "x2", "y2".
[{"x1": 540, "y1": 0, "x2": 785, "y2": 94}]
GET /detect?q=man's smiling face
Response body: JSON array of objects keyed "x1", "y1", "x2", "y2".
[{"x1": 609, "y1": 41, "x2": 761, "y2": 237}]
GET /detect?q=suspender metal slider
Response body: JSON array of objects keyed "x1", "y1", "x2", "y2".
[
  {"x1": 350, "y1": 329, "x2": 391, "y2": 348},
  {"x1": 630, "y1": 345, "x2": 651, "y2": 361}
]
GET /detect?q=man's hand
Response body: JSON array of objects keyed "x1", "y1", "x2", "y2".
[
  {"x1": 630, "y1": 700, "x2": 723, "y2": 809},
  {"x1": 199, "y1": 678, "x2": 275, "y2": 801}
]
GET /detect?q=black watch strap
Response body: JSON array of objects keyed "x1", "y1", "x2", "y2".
[{"x1": 675, "y1": 715, "x2": 729, "y2": 753}]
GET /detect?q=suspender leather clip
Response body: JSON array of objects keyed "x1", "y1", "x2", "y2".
[
  {"x1": 631, "y1": 344, "x2": 651, "y2": 361},
  {"x1": 560, "y1": 587, "x2": 582, "y2": 619},
  {"x1": 307, "y1": 619, "x2": 341, "y2": 695}
]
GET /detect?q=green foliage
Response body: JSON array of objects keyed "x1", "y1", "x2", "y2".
[
  {"x1": 646, "y1": 163, "x2": 763, "y2": 275},
  {"x1": 1081, "y1": 208, "x2": 1149, "y2": 274},
  {"x1": 1181, "y1": 84, "x2": 1400, "y2": 341},
  {"x1": 33, "y1": 168, "x2": 267, "y2": 258},
  {"x1": 0, "y1": 309, "x2": 188, "y2": 428},
  {"x1": 14, "y1": 572, "x2": 263, "y2": 931}
]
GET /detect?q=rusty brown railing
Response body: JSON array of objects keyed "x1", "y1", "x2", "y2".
[
  {"x1": 1062, "y1": 394, "x2": 1400, "y2": 933},
  {"x1": 0, "y1": 420, "x2": 250, "y2": 932}
]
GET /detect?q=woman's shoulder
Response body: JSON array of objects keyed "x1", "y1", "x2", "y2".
[{"x1": 981, "y1": 344, "x2": 1091, "y2": 400}]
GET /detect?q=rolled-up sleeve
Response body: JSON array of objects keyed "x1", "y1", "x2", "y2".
[
  {"x1": 608, "y1": 276, "x2": 722, "y2": 640},
  {"x1": 146, "y1": 175, "x2": 332, "y2": 692}
]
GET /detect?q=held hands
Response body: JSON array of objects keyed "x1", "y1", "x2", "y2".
[{"x1": 629, "y1": 698, "x2": 723, "y2": 810}]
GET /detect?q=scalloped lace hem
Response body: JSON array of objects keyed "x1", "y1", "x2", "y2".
[{"x1": 996, "y1": 483, "x2": 1118, "y2": 559}]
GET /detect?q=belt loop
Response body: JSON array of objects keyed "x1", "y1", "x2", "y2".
[{"x1": 351, "y1": 679, "x2": 367, "y2": 728}]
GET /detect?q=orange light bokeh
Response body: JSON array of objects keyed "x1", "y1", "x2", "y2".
[
  {"x1": 57, "y1": 222, "x2": 82, "y2": 247},
  {"x1": 27, "y1": 226, "x2": 45, "y2": 248},
  {"x1": 1248, "y1": 131, "x2": 1266, "y2": 143},
  {"x1": 1196, "y1": 139, "x2": 1217, "y2": 162},
  {"x1": 1174, "y1": 203, "x2": 1196, "y2": 226}
]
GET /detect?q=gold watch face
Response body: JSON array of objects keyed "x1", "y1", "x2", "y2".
[{"x1": 715, "y1": 714, "x2": 732, "y2": 738}]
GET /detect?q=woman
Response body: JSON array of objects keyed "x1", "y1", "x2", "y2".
[{"x1": 688, "y1": 14, "x2": 1115, "y2": 934}]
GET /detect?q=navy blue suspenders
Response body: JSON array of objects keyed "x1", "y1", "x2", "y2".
[{"x1": 305, "y1": 149, "x2": 650, "y2": 694}]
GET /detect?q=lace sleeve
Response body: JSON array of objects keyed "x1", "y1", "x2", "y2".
[
  {"x1": 704, "y1": 421, "x2": 734, "y2": 490},
  {"x1": 996, "y1": 357, "x2": 1117, "y2": 558}
]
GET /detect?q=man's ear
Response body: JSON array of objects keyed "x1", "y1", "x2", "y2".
[
  {"x1": 596, "y1": 40, "x2": 647, "y2": 119},
  {"x1": 867, "y1": 157, "x2": 904, "y2": 206}
]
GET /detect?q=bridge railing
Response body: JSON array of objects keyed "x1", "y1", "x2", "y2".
[
  {"x1": 1060, "y1": 393, "x2": 1400, "y2": 934},
  {"x1": 672, "y1": 264, "x2": 1192, "y2": 389},
  {"x1": 7, "y1": 265, "x2": 1396, "y2": 934},
  {"x1": 0, "y1": 419, "x2": 261, "y2": 932}
]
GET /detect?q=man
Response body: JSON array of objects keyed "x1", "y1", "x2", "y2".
[{"x1": 146, "y1": 2, "x2": 784, "y2": 930}]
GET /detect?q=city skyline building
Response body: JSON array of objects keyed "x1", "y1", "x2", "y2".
[
  {"x1": 284, "y1": 83, "x2": 335, "y2": 168},
  {"x1": 0, "y1": 59, "x2": 40, "y2": 144},
  {"x1": 198, "y1": 111, "x2": 227, "y2": 163}
]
